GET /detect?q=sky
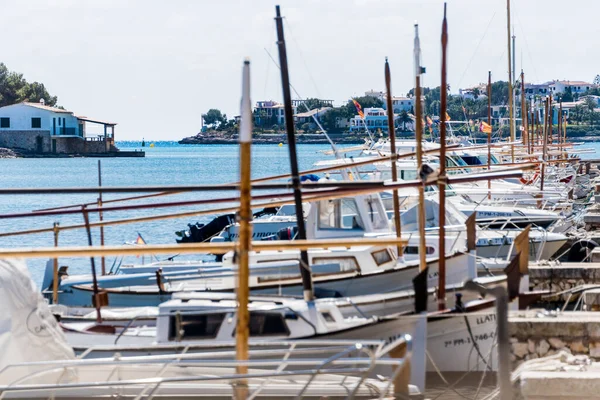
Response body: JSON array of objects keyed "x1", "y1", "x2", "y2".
[{"x1": 1, "y1": 0, "x2": 598, "y2": 140}]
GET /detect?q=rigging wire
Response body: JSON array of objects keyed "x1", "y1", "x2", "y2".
[
  {"x1": 283, "y1": 17, "x2": 322, "y2": 100},
  {"x1": 263, "y1": 28, "x2": 275, "y2": 100},
  {"x1": 512, "y1": 1, "x2": 540, "y2": 83}
]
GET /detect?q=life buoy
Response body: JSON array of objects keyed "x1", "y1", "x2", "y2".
[{"x1": 520, "y1": 171, "x2": 539, "y2": 185}]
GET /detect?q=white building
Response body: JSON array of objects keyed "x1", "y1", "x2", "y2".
[
  {"x1": 524, "y1": 83, "x2": 550, "y2": 96},
  {"x1": 0, "y1": 101, "x2": 83, "y2": 136},
  {"x1": 0, "y1": 101, "x2": 116, "y2": 153},
  {"x1": 388, "y1": 97, "x2": 414, "y2": 113},
  {"x1": 549, "y1": 80, "x2": 596, "y2": 95},
  {"x1": 349, "y1": 107, "x2": 414, "y2": 132},
  {"x1": 458, "y1": 84, "x2": 488, "y2": 100},
  {"x1": 253, "y1": 100, "x2": 297, "y2": 126},
  {"x1": 294, "y1": 107, "x2": 331, "y2": 130}
]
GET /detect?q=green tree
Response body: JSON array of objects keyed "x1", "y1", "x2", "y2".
[
  {"x1": 0, "y1": 63, "x2": 59, "y2": 107},
  {"x1": 585, "y1": 97, "x2": 597, "y2": 126},
  {"x1": 202, "y1": 109, "x2": 225, "y2": 127},
  {"x1": 299, "y1": 98, "x2": 326, "y2": 111},
  {"x1": 572, "y1": 104, "x2": 584, "y2": 125},
  {"x1": 561, "y1": 87, "x2": 574, "y2": 102},
  {"x1": 490, "y1": 81, "x2": 509, "y2": 105},
  {"x1": 345, "y1": 96, "x2": 383, "y2": 115},
  {"x1": 397, "y1": 110, "x2": 412, "y2": 131}
]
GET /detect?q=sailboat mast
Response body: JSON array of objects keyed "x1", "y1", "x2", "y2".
[
  {"x1": 274, "y1": 5, "x2": 314, "y2": 302},
  {"x1": 384, "y1": 59, "x2": 403, "y2": 256},
  {"x1": 521, "y1": 70, "x2": 528, "y2": 154},
  {"x1": 487, "y1": 71, "x2": 492, "y2": 199},
  {"x1": 414, "y1": 23, "x2": 427, "y2": 272},
  {"x1": 235, "y1": 58, "x2": 252, "y2": 399},
  {"x1": 506, "y1": 0, "x2": 515, "y2": 161},
  {"x1": 438, "y1": 3, "x2": 448, "y2": 311}
]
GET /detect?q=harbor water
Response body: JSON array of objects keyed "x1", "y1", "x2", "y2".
[{"x1": 0, "y1": 142, "x2": 334, "y2": 286}]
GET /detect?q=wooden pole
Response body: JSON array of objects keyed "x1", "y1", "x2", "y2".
[
  {"x1": 52, "y1": 222, "x2": 59, "y2": 304},
  {"x1": 548, "y1": 94, "x2": 553, "y2": 147},
  {"x1": 81, "y1": 206, "x2": 102, "y2": 323},
  {"x1": 558, "y1": 100, "x2": 563, "y2": 145},
  {"x1": 275, "y1": 5, "x2": 314, "y2": 302},
  {"x1": 414, "y1": 24, "x2": 427, "y2": 272},
  {"x1": 98, "y1": 160, "x2": 106, "y2": 275},
  {"x1": 438, "y1": 3, "x2": 448, "y2": 311},
  {"x1": 540, "y1": 97, "x2": 549, "y2": 192},
  {"x1": 235, "y1": 58, "x2": 252, "y2": 400},
  {"x1": 0, "y1": 237, "x2": 409, "y2": 259},
  {"x1": 521, "y1": 71, "x2": 528, "y2": 153},
  {"x1": 563, "y1": 113, "x2": 568, "y2": 145},
  {"x1": 384, "y1": 58, "x2": 402, "y2": 257},
  {"x1": 487, "y1": 71, "x2": 492, "y2": 199},
  {"x1": 506, "y1": 0, "x2": 515, "y2": 162}
]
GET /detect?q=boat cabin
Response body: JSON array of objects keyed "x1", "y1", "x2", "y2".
[{"x1": 154, "y1": 295, "x2": 368, "y2": 343}]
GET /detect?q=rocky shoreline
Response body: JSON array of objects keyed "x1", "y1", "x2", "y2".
[
  {"x1": 178, "y1": 131, "x2": 600, "y2": 145},
  {"x1": 179, "y1": 132, "x2": 405, "y2": 145},
  {"x1": 0, "y1": 148, "x2": 21, "y2": 158}
]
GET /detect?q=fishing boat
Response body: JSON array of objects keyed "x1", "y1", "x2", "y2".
[{"x1": 0, "y1": 259, "x2": 422, "y2": 399}]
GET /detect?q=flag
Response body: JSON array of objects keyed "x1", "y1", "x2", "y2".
[
  {"x1": 479, "y1": 121, "x2": 492, "y2": 134},
  {"x1": 351, "y1": 99, "x2": 364, "y2": 119},
  {"x1": 445, "y1": 112, "x2": 451, "y2": 121},
  {"x1": 135, "y1": 233, "x2": 146, "y2": 245}
]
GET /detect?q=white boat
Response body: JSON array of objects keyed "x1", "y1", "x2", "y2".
[
  {"x1": 49, "y1": 189, "x2": 480, "y2": 307},
  {"x1": 0, "y1": 256, "x2": 424, "y2": 398}
]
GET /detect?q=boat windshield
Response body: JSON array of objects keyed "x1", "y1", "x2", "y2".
[{"x1": 318, "y1": 198, "x2": 364, "y2": 230}]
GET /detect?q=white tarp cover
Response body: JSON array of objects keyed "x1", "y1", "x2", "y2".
[{"x1": 0, "y1": 258, "x2": 74, "y2": 377}]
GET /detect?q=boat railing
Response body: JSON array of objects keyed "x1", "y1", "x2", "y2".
[{"x1": 0, "y1": 339, "x2": 411, "y2": 400}]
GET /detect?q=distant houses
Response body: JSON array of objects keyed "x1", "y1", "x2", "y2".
[
  {"x1": 253, "y1": 99, "x2": 334, "y2": 128},
  {"x1": 0, "y1": 101, "x2": 119, "y2": 154},
  {"x1": 524, "y1": 80, "x2": 597, "y2": 97}
]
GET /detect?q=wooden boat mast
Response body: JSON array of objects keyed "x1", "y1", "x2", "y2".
[
  {"x1": 487, "y1": 71, "x2": 492, "y2": 199},
  {"x1": 438, "y1": 3, "x2": 448, "y2": 311},
  {"x1": 413, "y1": 23, "x2": 427, "y2": 272},
  {"x1": 521, "y1": 70, "x2": 529, "y2": 154},
  {"x1": 275, "y1": 5, "x2": 314, "y2": 301},
  {"x1": 234, "y1": 58, "x2": 253, "y2": 399},
  {"x1": 506, "y1": 0, "x2": 515, "y2": 161},
  {"x1": 384, "y1": 58, "x2": 403, "y2": 256}
]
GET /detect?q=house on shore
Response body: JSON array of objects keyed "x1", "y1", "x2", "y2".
[{"x1": 0, "y1": 101, "x2": 127, "y2": 155}]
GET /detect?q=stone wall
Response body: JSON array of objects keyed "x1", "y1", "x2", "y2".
[
  {"x1": 529, "y1": 265, "x2": 600, "y2": 295},
  {"x1": 510, "y1": 312, "x2": 600, "y2": 368},
  {"x1": 0, "y1": 130, "x2": 51, "y2": 153},
  {"x1": 53, "y1": 137, "x2": 113, "y2": 154}
]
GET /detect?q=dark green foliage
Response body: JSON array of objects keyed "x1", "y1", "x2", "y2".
[
  {"x1": 397, "y1": 110, "x2": 412, "y2": 131},
  {"x1": 561, "y1": 87, "x2": 574, "y2": 102},
  {"x1": 0, "y1": 63, "x2": 58, "y2": 107},
  {"x1": 202, "y1": 109, "x2": 226, "y2": 127}
]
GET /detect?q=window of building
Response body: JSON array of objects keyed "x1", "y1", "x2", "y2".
[
  {"x1": 31, "y1": 117, "x2": 41, "y2": 129},
  {"x1": 168, "y1": 313, "x2": 225, "y2": 340},
  {"x1": 0, "y1": 118, "x2": 9, "y2": 128}
]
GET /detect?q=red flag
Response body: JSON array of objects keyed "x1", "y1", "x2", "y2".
[{"x1": 351, "y1": 99, "x2": 365, "y2": 119}]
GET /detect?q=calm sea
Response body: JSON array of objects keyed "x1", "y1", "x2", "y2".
[
  {"x1": 0, "y1": 142, "x2": 332, "y2": 286},
  {"x1": 0, "y1": 140, "x2": 596, "y2": 287}
]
